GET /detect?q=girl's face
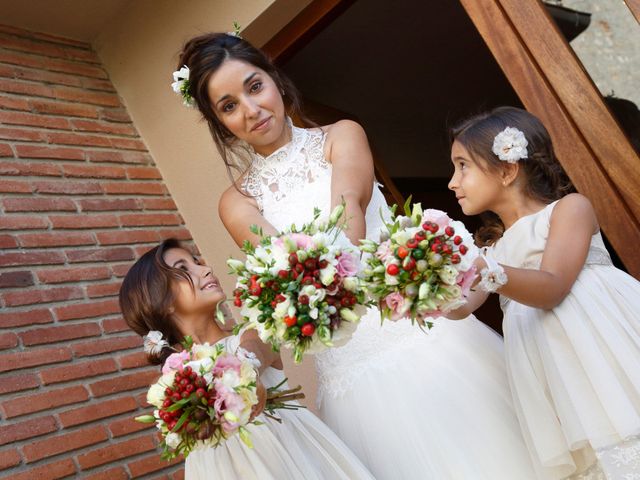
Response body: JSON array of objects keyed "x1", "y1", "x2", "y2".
[
  {"x1": 162, "y1": 248, "x2": 225, "y2": 317},
  {"x1": 448, "y1": 140, "x2": 504, "y2": 216},
  {"x1": 207, "y1": 59, "x2": 288, "y2": 157}
]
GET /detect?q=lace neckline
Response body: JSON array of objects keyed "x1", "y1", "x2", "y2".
[{"x1": 248, "y1": 117, "x2": 306, "y2": 163}]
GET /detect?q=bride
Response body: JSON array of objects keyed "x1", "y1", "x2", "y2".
[{"x1": 174, "y1": 32, "x2": 537, "y2": 479}]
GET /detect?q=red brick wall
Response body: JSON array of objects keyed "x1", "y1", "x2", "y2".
[{"x1": 0, "y1": 25, "x2": 191, "y2": 479}]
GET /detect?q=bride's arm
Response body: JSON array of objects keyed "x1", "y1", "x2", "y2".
[
  {"x1": 325, "y1": 120, "x2": 374, "y2": 244},
  {"x1": 219, "y1": 184, "x2": 278, "y2": 247}
]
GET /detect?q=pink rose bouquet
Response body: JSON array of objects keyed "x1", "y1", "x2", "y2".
[{"x1": 360, "y1": 200, "x2": 479, "y2": 326}]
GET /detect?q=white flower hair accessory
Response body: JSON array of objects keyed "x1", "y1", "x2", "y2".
[
  {"x1": 171, "y1": 65, "x2": 194, "y2": 107},
  {"x1": 492, "y1": 127, "x2": 528, "y2": 163},
  {"x1": 143, "y1": 330, "x2": 169, "y2": 356}
]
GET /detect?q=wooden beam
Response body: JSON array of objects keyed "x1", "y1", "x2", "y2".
[
  {"x1": 460, "y1": 0, "x2": 640, "y2": 276},
  {"x1": 261, "y1": 0, "x2": 354, "y2": 63},
  {"x1": 623, "y1": 0, "x2": 640, "y2": 24},
  {"x1": 499, "y1": 0, "x2": 640, "y2": 220}
]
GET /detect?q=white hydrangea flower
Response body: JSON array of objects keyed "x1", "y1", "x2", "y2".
[{"x1": 492, "y1": 127, "x2": 528, "y2": 163}]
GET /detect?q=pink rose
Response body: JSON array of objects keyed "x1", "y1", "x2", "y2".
[
  {"x1": 213, "y1": 385, "x2": 246, "y2": 433},
  {"x1": 336, "y1": 252, "x2": 359, "y2": 277},
  {"x1": 422, "y1": 209, "x2": 451, "y2": 229},
  {"x1": 384, "y1": 292, "x2": 409, "y2": 321},
  {"x1": 374, "y1": 240, "x2": 393, "y2": 262},
  {"x1": 213, "y1": 353, "x2": 242, "y2": 376},
  {"x1": 290, "y1": 233, "x2": 315, "y2": 250},
  {"x1": 456, "y1": 265, "x2": 477, "y2": 297},
  {"x1": 162, "y1": 350, "x2": 190, "y2": 374}
]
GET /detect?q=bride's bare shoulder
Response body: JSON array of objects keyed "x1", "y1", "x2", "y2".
[{"x1": 320, "y1": 119, "x2": 366, "y2": 139}]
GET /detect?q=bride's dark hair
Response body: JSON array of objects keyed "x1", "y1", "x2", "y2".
[
  {"x1": 450, "y1": 106, "x2": 574, "y2": 246},
  {"x1": 176, "y1": 33, "x2": 307, "y2": 183},
  {"x1": 118, "y1": 238, "x2": 192, "y2": 365}
]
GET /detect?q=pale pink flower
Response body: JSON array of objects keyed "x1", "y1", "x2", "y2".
[
  {"x1": 384, "y1": 292, "x2": 409, "y2": 321},
  {"x1": 161, "y1": 350, "x2": 190, "y2": 374},
  {"x1": 213, "y1": 354, "x2": 242, "y2": 376},
  {"x1": 214, "y1": 385, "x2": 246, "y2": 433},
  {"x1": 290, "y1": 233, "x2": 315, "y2": 250},
  {"x1": 422, "y1": 209, "x2": 451, "y2": 229},
  {"x1": 336, "y1": 252, "x2": 359, "y2": 277},
  {"x1": 456, "y1": 265, "x2": 477, "y2": 297},
  {"x1": 375, "y1": 240, "x2": 393, "y2": 262}
]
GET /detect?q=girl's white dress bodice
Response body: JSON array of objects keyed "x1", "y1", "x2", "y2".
[
  {"x1": 242, "y1": 122, "x2": 538, "y2": 479},
  {"x1": 490, "y1": 201, "x2": 640, "y2": 480}
]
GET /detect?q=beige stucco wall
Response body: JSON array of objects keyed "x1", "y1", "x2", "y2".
[{"x1": 94, "y1": 0, "x2": 318, "y2": 408}]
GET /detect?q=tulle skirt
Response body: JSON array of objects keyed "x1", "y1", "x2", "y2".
[
  {"x1": 504, "y1": 264, "x2": 640, "y2": 479},
  {"x1": 317, "y1": 315, "x2": 537, "y2": 479},
  {"x1": 186, "y1": 371, "x2": 374, "y2": 480}
]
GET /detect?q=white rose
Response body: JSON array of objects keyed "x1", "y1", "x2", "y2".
[
  {"x1": 147, "y1": 371, "x2": 175, "y2": 408},
  {"x1": 438, "y1": 265, "x2": 459, "y2": 285},
  {"x1": 165, "y1": 432, "x2": 181, "y2": 449},
  {"x1": 320, "y1": 263, "x2": 337, "y2": 286},
  {"x1": 342, "y1": 276, "x2": 359, "y2": 292},
  {"x1": 274, "y1": 295, "x2": 291, "y2": 319}
]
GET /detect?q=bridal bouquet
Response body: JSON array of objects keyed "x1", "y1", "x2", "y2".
[
  {"x1": 360, "y1": 201, "x2": 478, "y2": 325},
  {"x1": 227, "y1": 204, "x2": 368, "y2": 363},
  {"x1": 135, "y1": 336, "x2": 304, "y2": 460}
]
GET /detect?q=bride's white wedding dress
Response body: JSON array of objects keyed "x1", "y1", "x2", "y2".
[{"x1": 242, "y1": 121, "x2": 537, "y2": 479}]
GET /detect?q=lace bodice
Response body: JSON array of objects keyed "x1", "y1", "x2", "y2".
[{"x1": 242, "y1": 120, "x2": 429, "y2": 404}]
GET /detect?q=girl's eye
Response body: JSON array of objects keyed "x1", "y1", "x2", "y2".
[
  {"x1": 249, "y1": 81, "x2": 262, "y2": 93},
  {"x1": 459, "y1": 161, "x2": 466, "y2": 170},
  {"x1": 222, "y1": 102, "x2": 235, "y2": 113}
]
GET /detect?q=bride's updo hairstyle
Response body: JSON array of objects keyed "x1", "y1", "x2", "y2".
[
  {"x1": 119, "y1": 238, "x2": 193, "y2": 365},
  {"x1": 177, "y1": 33, "x2": 305, "y2": 179},
  {"x1": 450, "y1": 106, "x2": 574, "y2": 246}
]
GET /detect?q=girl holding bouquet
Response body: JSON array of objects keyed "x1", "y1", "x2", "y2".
[
  {"x1": 447, "y1": 106, "x2": 640, "y2": 479},
  {"x1": 119, "y1": 238, "x2": 374, "y2": 480},
  {"x1": 171, "y1": 32, "x2": 537, "y2": 478}
]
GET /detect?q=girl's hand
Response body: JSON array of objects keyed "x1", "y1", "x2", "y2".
[{"x1": 250, "y1": 380, "x2": 267, "y2": 421}]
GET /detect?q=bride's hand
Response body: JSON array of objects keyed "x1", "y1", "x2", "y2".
[{"x1": 250, "y1": 380, "x2": 267, "y2": 421}]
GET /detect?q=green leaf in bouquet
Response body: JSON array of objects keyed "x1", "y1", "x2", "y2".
[
  {"x1": 249, "y1": 224, "x2": 263, "y2": 236},
  {"x1": 242, "y1": 239, "x2": 255, "y2": 254},
  {"x1": 403, "y1": 194, "x2": 413, "y2": 217},
  {"x1": 181, "y1": 335, "x2": 194, "y2": 351},
  {"x1": 166, "y1": 396, "x2": 192, "y2": 412},
  {"x1": 172, "y1": 408, "x2": 191, "y2": 432}
]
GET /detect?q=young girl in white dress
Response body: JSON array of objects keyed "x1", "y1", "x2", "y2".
[
  {"x1": 447, "y1": 106, "x2": 640, "y2": 479},
  {"x1": 119, "y1": 238, "x2": 375, "y2": 480},
  {"x1": 172, "y1": 32, "x2": 538, "y2": 479}
]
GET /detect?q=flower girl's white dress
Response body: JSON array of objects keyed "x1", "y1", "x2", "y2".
[
  {"x1": 185, "y1": 335, "x2": 374, "y2": 479},
  {"x1": 240, "y1": 121, "x2": 537, "y2": 479},
  {"x1": 490, "y1": 201, "x2": 640, "y2": 480}
]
